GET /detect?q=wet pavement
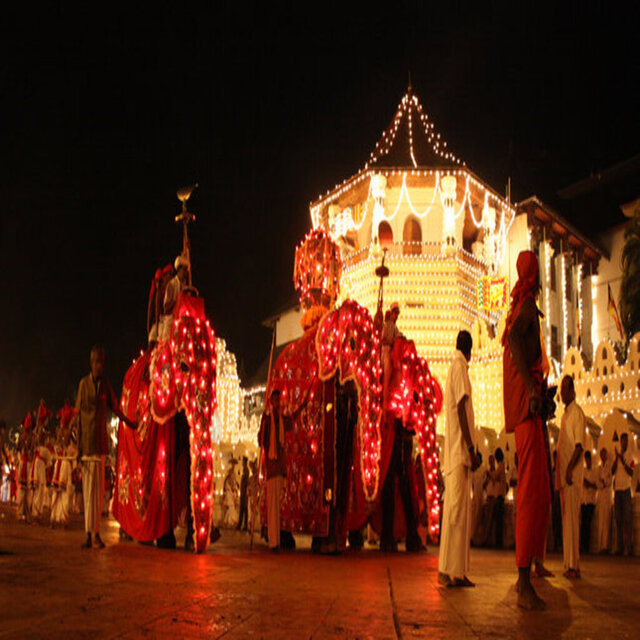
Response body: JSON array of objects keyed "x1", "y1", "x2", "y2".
[{"x1": 1, "y1": 504, "x2": 639, "y2": 639}]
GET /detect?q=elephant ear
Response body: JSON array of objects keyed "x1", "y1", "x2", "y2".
[
  {"x1": 316, "y1": 299, "x2": 383, "y2": 502},
  {"x1": 316, "y1": 306, "x2": 341, "y2": 381}
]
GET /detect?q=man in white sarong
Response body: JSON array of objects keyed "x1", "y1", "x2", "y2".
[
  {"x1": 76, "y1": 345, "x2": 135, "y2": 549},
  {"x1": 31, "y1": 435, "x2": 53, "y2": 519},
  {"x1": 16, "y1": 426, "x2": 33, "y2": 521},
  {"x1": 595, "y1": 447, "x2": 613, "y2": 552},
  {"x1": 612, "y1": 432, "x2": 635, "y2": 555},
  {"x1": 438, "y1": 331, "x2": 480, "y2": 587},
  {"x1": 258, "y1": 390, "x2": 292, "y2": 551},
  {"x1": 51, "y1": 426, "x2": 77, "y2": 527},
  {"x1": 222, "y1": 459, "x2": 239, "y2": 528},
  {"x1": 556, "y1": 375, "x2": 585, "y2": 578}
]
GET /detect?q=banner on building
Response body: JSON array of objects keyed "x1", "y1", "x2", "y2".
[{"x1": 477, "y1": 276, "x2": 508, "y2": 311}]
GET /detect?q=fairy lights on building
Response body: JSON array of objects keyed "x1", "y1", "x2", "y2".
[
  {"x1": 214, "y1": 337, "x2": 242, "y2": 444},
  {"x1": 302, "y1": 85, "x2": 629, "y2": 439}
]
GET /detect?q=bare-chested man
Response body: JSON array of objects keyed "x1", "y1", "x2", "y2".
[{"x1": 502, "y1": 250, "x2": 551, "y2": 610}]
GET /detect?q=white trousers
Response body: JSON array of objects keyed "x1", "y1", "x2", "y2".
[
  {"x1": 595, "y1": 490, "x2": 612, "y2": 552},
  {"x1": 50, "y1": 462, "x2": 73, "y2": 525},
  {"x1": 438, "y1": 465, "x2": 472, "y2": 580},
  {"x1": 266, "y1": 475, "x2": 283, "y2": 549},
  {"x1": 32, "y1": 460, "x2": 48, "y2": 517},
  {"x1": 17, "y1": 486, "x2": 29, "y2": 518},
  {"x1": 82, "y1": 457, "x2": 105, "y2": 534},
  {"x1": 561, "y1": 483, "x2": 581, "y2": 570}
]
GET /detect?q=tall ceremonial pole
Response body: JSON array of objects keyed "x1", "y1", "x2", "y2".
[
  {"x1": 249, "y1": 325, "x2": 277, "y2": 550},
  {"x1": 374, "y1": 248, "x2": 389, "y2": 330},
  {"x1": 176, "y1": 183, "x2": 198, "y2": 287}
]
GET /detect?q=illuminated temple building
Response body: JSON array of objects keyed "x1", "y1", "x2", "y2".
[{"x1": 245, "y1": 87, "x2": 639, "y2": 454}]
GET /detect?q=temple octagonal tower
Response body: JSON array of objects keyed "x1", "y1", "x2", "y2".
[{"x1": 310, "y1": 87, "x2": 516, "y2": 432}]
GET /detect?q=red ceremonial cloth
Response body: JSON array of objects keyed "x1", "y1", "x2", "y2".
[
  {"x1": 262, "y1": 302, "x2": 440, "y2": 539},
  {"x1": 514, "y1": 415, "x2": 550, "y2": 567},
  {"x1": 264, "y1": 300, "x2": 381, "y2": 536},
  {"x1": 112, "y1": 352, "x2": 187, "y2": 541},
  {"x1": 267, "y1": 327, "x2": 330, "y2": 535},
  {"x1": 502, "y1": 250, "x2": 539, "y2": 345},
  {"x1": 502, "y1": 250, "x2": 543, "y2": 433},
  {"x1": 502, "y1": 295, "x2": 544, "y2": 434}
]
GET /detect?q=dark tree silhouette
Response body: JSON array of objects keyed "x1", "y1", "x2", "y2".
[{"x1": 620, "y1": 212, "x2": 640, "y2": 343}]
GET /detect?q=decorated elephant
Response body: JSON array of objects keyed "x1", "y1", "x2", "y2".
[
  {"x1": 260, "y1": 228, "x2": 442, "y2": 549},
  {"x1": 113, "y1": 294, "x2": 217, "y2": 553},
  {"x1": 266, "y1": 299, "x2": 383, "y2": 543}
]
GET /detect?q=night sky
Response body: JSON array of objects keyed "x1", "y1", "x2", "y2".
[{"x1": 1, "y1": 4, "x2": 639, "y2": 430}]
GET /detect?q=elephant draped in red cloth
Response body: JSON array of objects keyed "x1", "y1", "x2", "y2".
[
  {"x1": 262, "y1": 299, "x2": 442, "y2": 543},
  {"x1": 112, "y1": 295, "x2": 217, "y2": 553}
]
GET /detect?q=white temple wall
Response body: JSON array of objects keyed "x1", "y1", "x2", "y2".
[
  {"x1": 501, "y1": 213, "x2": 529, "y2": 284},
  {"x1": 275, "y1": 307, "x2": 303, "y2": 346},
  {"x1": 351, "y1": 184, "x2": 458, "y2": 250}
]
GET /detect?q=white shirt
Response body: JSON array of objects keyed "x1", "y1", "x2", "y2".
[
  {"x1": 557, "y1": 400, "x2": 585, "y2": 490},
  {"x1": 582, "y1": 466, "x2": 597, "y2": 505},
  {"x1": 443, "y1": 350, "x2": 475, "y2": 475},
  {"x1": 36, "y1": 445, "x2": 53, "y2": 467},
  {"x1": 493, "y1": 461, "x2": 507, "y2": 497},
  {"x1": 485, "y1": 462, "x2": 506, "y2": 498},
  {"x1": 613, "y1": 449, "x2": 635, "y2": 491}
]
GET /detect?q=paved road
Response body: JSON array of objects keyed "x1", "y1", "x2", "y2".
[{"x1": 1, "y1": 505, "x2": 639, "y2": 639}]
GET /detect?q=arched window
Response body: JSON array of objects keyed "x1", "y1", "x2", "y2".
[
  {"x1": 378, "y1": 221, "x2": 393, "y2": 247},
  {"x1": 402, "y1": 216, "x2": 422, "y2": 255}
]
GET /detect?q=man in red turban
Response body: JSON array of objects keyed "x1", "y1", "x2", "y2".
[{"x1": 502, "y1": 250, "x2": 551, "y2": 610}]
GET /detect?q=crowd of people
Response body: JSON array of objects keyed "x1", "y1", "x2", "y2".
[
  {"x1": 1, "y1": 249, "x2": 637, "y2": 613},
  {"x1": 438, "y1": 250, "x2": 637, "y2": 610},
  {"x1": 466, "y1": 431, "x2": 633, "y2": 561},
  {"x1": 220, "y1": 455, "x2": 259, "y2": 531},
  {"x1": 0, "y1": 408, "x2": 117, "y2": 533}
]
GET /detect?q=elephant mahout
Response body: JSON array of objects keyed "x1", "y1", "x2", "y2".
[{"x1": 113, "y1": 294, "x2": 217, "y2": 553}]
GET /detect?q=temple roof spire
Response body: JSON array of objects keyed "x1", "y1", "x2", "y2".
[{"x1": 364, "y1": 87, "x2": 462, "y2": 170}]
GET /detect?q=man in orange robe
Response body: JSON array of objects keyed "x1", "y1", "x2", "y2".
[{"x1": 502, "y1": 250, "x2": 551, "y2": 610}]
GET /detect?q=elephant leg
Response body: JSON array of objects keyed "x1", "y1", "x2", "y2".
[
  {"x1": 399, "y1": 432, "x2": 422, "y2": 551},
  {"x1": 175, "y1": 413, "x2": 194, "y2": 551},
  {"x1": 381, "y1": 424, "x2": 401, "y2": 552}
]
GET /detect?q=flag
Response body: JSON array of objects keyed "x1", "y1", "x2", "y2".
[
  {"x1": 576, "y1": 295, "x2": 582, "y2": 350},
  {"x1": 607, "y1": 284, "x2": 624, "y2": 340}
]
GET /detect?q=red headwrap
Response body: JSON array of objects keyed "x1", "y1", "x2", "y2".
[
  {"x1": 37, "y1": 400, "x2": 52, "y2": 424},
  {"x1": 23, "y1": 414, "x2": 34, "y2": 431},
  {"x1": 502, "y1": 250, "x2": 540, "y2": 346},
  {"x1": 148, "y1": 264, "x2": 173, "y2": 308},
  {"x1": 57, "y1": 403, "x2": 79, "y2": 428}
]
